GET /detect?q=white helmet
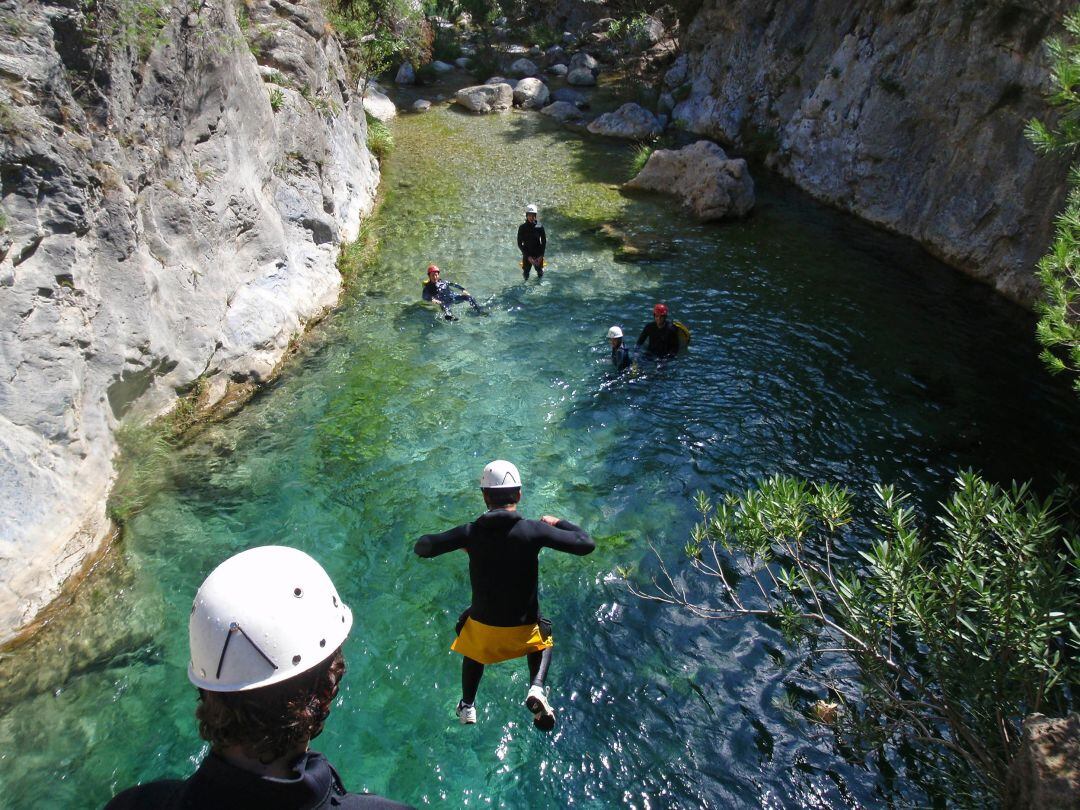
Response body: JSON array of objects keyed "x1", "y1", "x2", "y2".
[
  {"x1": 480, "y1": 459, "x2": 521, "y2": 489},
  {"x1": 607, "y1": 326, "x2": 623, "y2": 339},
  {"x1": 188, "y1": 546, "x2": 353, "y2": 692},
  {"x1": 525, "y1": 204, "x2": 538, "y2": 215}
]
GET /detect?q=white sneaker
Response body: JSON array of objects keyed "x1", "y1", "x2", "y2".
[
  {"x1": 525, "y1": 685, "x2": 555, "y2": 731},
  {"x1": 456, "y1": 700, "x2": 477, "y2": 725}
]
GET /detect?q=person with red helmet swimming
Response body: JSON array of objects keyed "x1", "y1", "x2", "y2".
[
  {"x1": 635, "y1": 303, "x2": 681, "y2": 358},
  {"x1": 421, "y1": 264, "x2": 482, "y2": 320}
]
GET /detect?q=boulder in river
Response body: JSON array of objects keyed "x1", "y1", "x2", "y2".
[
  {"x1": 362, "y1": 82, "x2": 396, "y2": 121},
  {"x1": 547, "y1": 63, "x2": 568, "y2": 77},
  {"x1": 513, "y1": 77, "x2": 550, "y2": 109},
  {"x1": 509, "y1": 57, "x2": 540, "y2": 77},
  {"x1": 569, "y1": 51, "x2": 599, "y2": 73},
  {"x1": 624, "y1": 140, "x2": 755, "y2": 220},
  {"x1": 567, "y1": 67, "x2": 597, "y2": 86},
  {"x1": 412, "y1": 99, "x2": 432, "y2": 113},
  {"x1": 587, "y1": 102, "x2": 662, "y2": 139},
  {"x1": 431, "y1": 60, "x2": 454, "y2": 74},
  {"x1": 540, "y1": 101, "x2": 589, "y2": 126},
  {"x1": 395, "y1": 62, "x2": 415, "y2": 85},
  {"x1": 454, "y1": 57, "x2": 470, "y2": 69},
  {"x1": 553, "y1": 87, "x2": 589, "y2": 108},
  {"x1": 454, "y1": 83, "x2": 514, "y2": 114}
]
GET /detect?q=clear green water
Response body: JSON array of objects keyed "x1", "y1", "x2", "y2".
[{"x1": 3, "y1": 107, "x2": 1080, "y2": 808}]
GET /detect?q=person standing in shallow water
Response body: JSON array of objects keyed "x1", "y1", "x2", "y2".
[
  {"x1": 517, "y1": 204, "x2": 546, "y2": 280},
  {"x1": 636, "y1": 302, "x2": 681, "y2": 359},
  {"x1": 413, "y1": 460, "x2": 594, "y2": 731},
  {"x1": 607, "y1": 325, "x2": 632, "y2": 371},
  {"x1": 105, "y1": 546, "x2": 413, "y2": 810}
]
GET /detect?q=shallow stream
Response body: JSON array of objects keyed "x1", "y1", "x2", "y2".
[{"x1": 2, "y1": 105, "x2": 1080, "y2": 808}]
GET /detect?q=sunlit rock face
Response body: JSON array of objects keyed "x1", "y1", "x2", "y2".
[
  {"x1": 0, "y1": 0, "x2": 380, "y2": 642},
  {"x1": 668, "y1": 0, "x2": 1072, "y2": 303}
]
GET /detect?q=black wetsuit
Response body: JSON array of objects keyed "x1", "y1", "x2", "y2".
[
  {"x1": 414, "y1": 510, "x2": 593, "y2": 626},
  {"x1": 516, "y1": 221, "x2": 547, "y2": 279},
  {"x1": 611, "y1": 343, "x2": 632, "y2": 371},
  {"x1": 105, "y1": 750, "x2": 412, "y2": 810},
  {"x1": 636, "y1": 320, "x2": 680, "y2": 358},
  {"x1": 422, "y1": 279, "x2": 479, "y2": 319}
]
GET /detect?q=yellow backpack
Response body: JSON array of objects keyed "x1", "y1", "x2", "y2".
[{"x1": 674, "y1": 320, "x2": 691, "y2": 351}]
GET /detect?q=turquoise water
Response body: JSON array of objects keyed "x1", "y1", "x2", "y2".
[{"x1": 2, "y1": 106, "x2": 1080, "y2": 808}]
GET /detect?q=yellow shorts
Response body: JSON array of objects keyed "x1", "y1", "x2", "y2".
[{"x1": 451, "y1": 616, "x2": 553, "y2": 665}]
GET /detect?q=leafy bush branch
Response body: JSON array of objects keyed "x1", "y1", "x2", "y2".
[
  {"x1": 1027, "y1": 9, "x2": 1080, "y2": 393},
  {"x1": 630, "y1": 472, "x2": 1079, "y2": 794}
]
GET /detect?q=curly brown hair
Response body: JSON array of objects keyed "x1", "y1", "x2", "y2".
[{"x1": 195, "y1": 647, "x2": 346, "y2": 763}]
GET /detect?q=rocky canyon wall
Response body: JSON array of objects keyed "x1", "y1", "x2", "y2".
[
  {"x1": 0, "y1": 0, "x2": 379, "y2": 643},
  {"x1": 672, "y1": 0, "x2": 1072, "y2": 302}
]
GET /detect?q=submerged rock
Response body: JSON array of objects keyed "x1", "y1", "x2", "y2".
[
  {"x1": 540, "y1": 101, "x2": 589, "y2": 125},
  {"x1": 547, "y1": 63, "x2": 568, "y2": 77},
  {"x1": 553, "y1": 87, "x2": 590, "y2": 108},
  {"x1": 431, "y1": 60, "x2": 455, "y2": 74},
  {"x1": 625, "y1": 140, "x2": 755, "y2": 220},
  {"x1": 412, "y1": 99, "x2": 432, "y2": 113},
  {"x1": 514, "y1": 78, "x2": 550, "y2": 109},
  {"x1": 567, "y1": 67, "x2": 597, "y2": 86},
  {"x1": 587, "y1": 103, "x2": 662, "y2": 139},
  {"x1": 569, "y1": 51, "x2": 599, "y2": 73},
  {"x1": 455, "y1": 83, "x2": 514, "y2": 113}
]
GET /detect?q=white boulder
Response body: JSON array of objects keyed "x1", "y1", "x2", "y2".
[
  {"x1": 587, "y1": 102, "x2": 662, "y2": 139},
  {"x1": 362, "y1": 82, "x2": 396, "y2": 121},
  {"x1": 509, "y1": 57, "x2": 539, "y2": 77},
  {"x1": 412, "y1": 99, "x2": 432, "y2": 112},
  {"x1": 624, "y1": 140, "x2": 755, "y2": 220},
  {"x1": 513, "y1": 77, "x2": 550, "y2": 109},
  {"x1": 454, "y1": 83, "x2": 514, "y2": 113}
]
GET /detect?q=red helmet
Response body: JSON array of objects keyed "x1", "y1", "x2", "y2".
[
  {"x1": 653, "y1": 303, "x2": 668, "y2": 316},
  {"x1": 427, "y1": 264, "x2": 440, "y2": 276}
]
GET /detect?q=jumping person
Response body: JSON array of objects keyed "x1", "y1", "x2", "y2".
[
  {"x1": 636, "y1": 303, "x2": 681, "y2": 359},
  {"x1": 413, "y1": 460, "x2": 594, "y2": 731},
  {"x1": 607, "y1": 325, "x2": 632, "y2": 371},
  {"x1": 422, "y1": 264, "x2": 482, "y2": 320},
  {"x1": 516, "y1": 204, "x2": 546, "y2": 280},
  {"x1": 106, "y1": 546, "x2": 412, "y2": 810}
]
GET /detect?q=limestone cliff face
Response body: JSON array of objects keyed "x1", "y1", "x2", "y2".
[
  {"x1": 0, "y1": 0, "x2": 379, "y2": 642},
  {"x1": 674, "y1": 0, "x2": 1071, "y2": 302}
]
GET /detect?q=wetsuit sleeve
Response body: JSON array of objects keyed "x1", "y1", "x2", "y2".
[
  {"x1": 414, "y1": 524, "x2": 469, "y2": 558},
  {"x1": 517, "y1": 223, "x2": 527, "y2": 253},
  {"x1": 422, "y1": 283, "x2": 434, "y2": 302},
  {"x1": 636, "y1": 323, "x2": 651, "y2": 347},
  {"x1": 447, "y1": 282, "x2": 466, "y2": 291},
  {"x1": 538, "y1": 520, "x2": 594, "y2": 555},
  {"x1": 537, "y1": 225, "x2": 546, "y2": 255}
]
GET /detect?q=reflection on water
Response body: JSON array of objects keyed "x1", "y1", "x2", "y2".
[{"x1": 2, "y1": 106, "x2": 1079, "y2": 808}]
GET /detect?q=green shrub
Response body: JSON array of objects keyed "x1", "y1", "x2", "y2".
[
  {"x1": 637, "y1": 472, "x2": 1080, "y2": 797},
  {"x1": 431, "y1": 26, "x2": 461, "y2": 61},
  {"x1": 326, "y1": 0, "x2": 428, "y2": 84},
  {"x1": 627, "y1": 143, "x2": 653, "y2": 178},
  {"x1": 366, "y1": 111, "x2": 393, "y2": 159},
  {"x1": 269, "y1": 87, "x2": 285, "y2": 112}
]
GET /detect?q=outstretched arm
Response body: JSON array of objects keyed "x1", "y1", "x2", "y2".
[
  {"x1": 414, "y1": 524, "x2": 470, "y2": 558},
  {"x1": 636, "y1": 324, "x2": 650, "y2": 347},
  {"x1": 537, "y1": 517, "x2": 594, "y2": 555}
]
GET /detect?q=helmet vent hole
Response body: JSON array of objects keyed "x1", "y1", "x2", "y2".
[
  {"x1": 319, "y1": 639, "x2": 326, "y2": 648},
  {"x1": 293, "y1": 587, "x2": 303, "y2": 598},
  {"x1": 292, "y1": 654, "x2": 301, "y2": 665}
]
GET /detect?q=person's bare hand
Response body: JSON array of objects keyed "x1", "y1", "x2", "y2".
[{"x1": 541, "y1": 515, "x2": 560, "y2": 526}]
